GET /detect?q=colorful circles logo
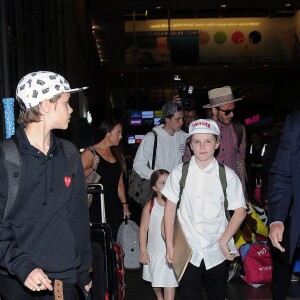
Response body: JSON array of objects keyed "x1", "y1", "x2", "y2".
[
  {"x1": 199, "y1": 31, "x2": 210, "y2": 45},
  {"x1": 214, "y1": 31, "x2": 227, "y2": 44},
  {"x1": 249, "y1": 31, "x2": 262, "y2": 44}
]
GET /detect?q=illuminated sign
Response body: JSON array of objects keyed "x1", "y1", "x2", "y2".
[{"x1": 245, "y1": 114, "x2": 260, "y2": 125}]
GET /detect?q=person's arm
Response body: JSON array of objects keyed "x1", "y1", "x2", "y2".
[
  {"x1": 164, "y1": 199, "x2": 177, "y2": 263},
  {"x1": 221, "y1": 167, "x2": 247, "y2": 259},
  {"x1": 69, "y1": 154, "x2": 92, "y2": 287},
  {"x1": 139, "y1": 202, "x2": 151, "y2": 264},
  {"x1": 0, "y1": 154, "x2": 46, "y2": 289},
  {"x1": 118, "y1": 173, "x2": 130, "y2": 218},
  {"x1": 219, "y1": 207, "x2": 246, "y2": 245},
  {"x1": 219, "y1": 207, "x2": 246, "y2": 260},
  {"x1": 80, "y1": 147, "x2": 99, "y2": 178},
  {"x1": 133, "y1": 132, "x2": 155, "y2": 180},
  {"x1": 268, "y1": 114, "x2": 294, "y2": 251},
  {"x1": 269, "y1": 222, "x2": 285, "y2": 252}
]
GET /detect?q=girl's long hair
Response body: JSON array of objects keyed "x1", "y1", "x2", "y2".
[{"x1": 97, "y1": 119, "x2": 126, "y2": 171}]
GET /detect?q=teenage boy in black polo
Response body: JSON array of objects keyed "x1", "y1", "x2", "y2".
[{"x1": 0, "y1": 71, "x2": 92, "y2": 300}]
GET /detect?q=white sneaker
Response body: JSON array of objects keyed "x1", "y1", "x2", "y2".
[{"x1": 291, "y1": 274, "x2": 299, "y2": 282}]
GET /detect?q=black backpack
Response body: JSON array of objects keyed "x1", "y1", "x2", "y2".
[{"x1": 0, "y1": 137, "x2": 79, "y2": 220}]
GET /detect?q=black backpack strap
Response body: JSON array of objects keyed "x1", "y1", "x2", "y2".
[
  {"x1": 60, "y1": 140, "x2": 79, "y2": 178},
  {"x1": 0, "y1": 138, "x2": 22, "y2": 220},
  {"x1": 151, "y1": 131, "x2": 158, "y2": 170},
  {"x1": 178, "y1": 161, "x2": 189, "y2": 208},
  {"x1": 218, "y1": 163, "x2": 231, "y2": 222}
]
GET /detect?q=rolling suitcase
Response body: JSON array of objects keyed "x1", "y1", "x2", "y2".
[{"x1": 87, "y1": 184, "x2": 125, "y2": 300}]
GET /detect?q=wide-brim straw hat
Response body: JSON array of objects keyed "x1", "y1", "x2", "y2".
[{"x1": 203, "y1": 86, "x2": 243, "y2": 108}]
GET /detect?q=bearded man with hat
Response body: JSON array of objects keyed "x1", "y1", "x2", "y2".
[{"x1": 203, "y1": 86, "x2": 247, "y2": 196}]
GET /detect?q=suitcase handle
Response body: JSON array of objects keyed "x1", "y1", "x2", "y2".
[{"x1": 87, "y1": 183, "x2": 106, "y2": 223}]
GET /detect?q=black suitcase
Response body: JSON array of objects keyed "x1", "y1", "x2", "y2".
[{"x1": 87, "y1": 183, "x2": 124, "y2": 300}]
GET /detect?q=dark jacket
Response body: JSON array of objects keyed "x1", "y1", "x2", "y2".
[
  {"x1": 0, "y1": 125, "x2": 92, "y2": 285},
  {"x1": 268, "y1": 110, "x2": 300, "y2": 262}
]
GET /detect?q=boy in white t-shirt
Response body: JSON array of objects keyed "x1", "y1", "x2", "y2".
[{"x1": 162, "y1": 119, "x2": 246, "y2": 300}]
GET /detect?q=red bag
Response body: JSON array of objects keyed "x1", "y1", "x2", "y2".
[
  {"x1": 239, "y1": 242, "x2": 272, "y2": 285},
  {"x1": 114, "y1": 242, "x2": 126, "y2": 300}
]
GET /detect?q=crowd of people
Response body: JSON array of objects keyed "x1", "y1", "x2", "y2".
[{"x1": 0, "y1": 70, "x2": 298, "y2": 300}]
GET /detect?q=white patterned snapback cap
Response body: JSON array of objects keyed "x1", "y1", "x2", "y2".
[{"x1": 16, "y1": 71, "x2": 88, "y2": 109}]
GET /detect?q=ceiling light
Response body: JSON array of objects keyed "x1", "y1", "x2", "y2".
[
  {"x1": 220, "y1": 4, "x2": 227, "y2": 8},
  {"x1": 156, "y1": 6, "x2": 161, "y2": 10},
  {"x1": 284, "y1": 3, "x2": 291, "y2": 7}
]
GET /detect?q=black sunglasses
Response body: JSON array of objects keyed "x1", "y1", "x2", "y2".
[{"x1": 216, "y1": 107, "x2": 234, "y2": 116}]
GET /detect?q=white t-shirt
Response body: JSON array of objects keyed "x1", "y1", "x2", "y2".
[
  {"x1": 162, "y1": 157, "x2": 246, "y2": 269},
  {"x1": 133, "y1": 125, "x2": 185, "y2": 179}
]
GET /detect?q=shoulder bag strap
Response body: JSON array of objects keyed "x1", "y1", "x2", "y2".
[
  {"x1": 149, "y1": 198, "x2": 155, "y2": 214},
  {"x1": 88, "y1": 146, "x2": 100, "y2": 170},
  {"x1": 178, "y1": 161, "x2": 190, "y2": 209},
  {"x1": 0, "y1": 138, "x2": 21, "y2": 220},
  {"x1": 218, "y1": 163, "x2": 231, "y2": 222},
  {"x1": 151, "y1": 131, "x2": 158, "y2": 170},
  {"x1": 89, "y1": 146, "x2": 97, "y2": 156}
]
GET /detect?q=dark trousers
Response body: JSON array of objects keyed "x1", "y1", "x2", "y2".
[
  {"x1": 180, "y1": 260, "x2": 227, "y2": 300},
  {"x1": 270, "y1": 217, "x2": 292, "y2": 300},
  {"x1": 90, "y1": 241, "x2": 105, "y2": 300},
  {"x1": 0, "y1": 274, "x2": 77, "y2": 300}
]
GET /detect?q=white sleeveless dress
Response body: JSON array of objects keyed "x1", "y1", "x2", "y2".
[{"x1": 142, "y1": 198, "x2": 178, "y2": 287}]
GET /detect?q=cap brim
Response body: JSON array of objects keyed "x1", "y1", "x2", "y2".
[
  {"x1": 202, "y1": 97, "x2": 243, "y2": 109},
  {"x1": 185, "y1": 131, "x2": 219, "y2": 139},
  {"x1": 68, "y1": 86, "x2": 89, "y2": 93}
]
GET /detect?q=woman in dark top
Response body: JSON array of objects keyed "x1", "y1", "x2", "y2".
[
  {"x1": 81, "y1": 119, "x2": 130, "y2": 300},
  {"x1": 81, "y1": 119, "x2": 130, "y2": 238}
]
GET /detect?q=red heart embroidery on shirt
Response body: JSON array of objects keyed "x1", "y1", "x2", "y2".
[{"x1": 64, "y1": 176, "x2": 71, "y2": 187}]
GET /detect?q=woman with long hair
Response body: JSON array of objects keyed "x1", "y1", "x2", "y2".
[{"x1": 81, "y1": 119, "x2": 130, "y2": 239}]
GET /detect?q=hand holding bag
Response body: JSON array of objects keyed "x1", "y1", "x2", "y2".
[{"x1": 85, "y1": 147, "x2": 101, "y2": 207}]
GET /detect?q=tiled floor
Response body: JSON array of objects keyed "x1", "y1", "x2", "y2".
[{"x1": 124, "y1": 267, "x2": 300, "y2": 300}]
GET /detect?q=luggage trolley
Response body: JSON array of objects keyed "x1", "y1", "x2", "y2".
[{"x1": 87, "y1": 184, "x2": 125, "y2": 300}]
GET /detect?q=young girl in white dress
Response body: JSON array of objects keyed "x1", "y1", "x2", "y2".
[{"x1": 139, "y1": 169, "x2": 178, "y2": 300}]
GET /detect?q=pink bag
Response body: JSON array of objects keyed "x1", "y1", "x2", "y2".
[
  {"x1": 239, "y1": 242, "x2": 272, "y2": 285},
  {"x1": 253, "y1": 179, "x2": 262, "y2": 206}
]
